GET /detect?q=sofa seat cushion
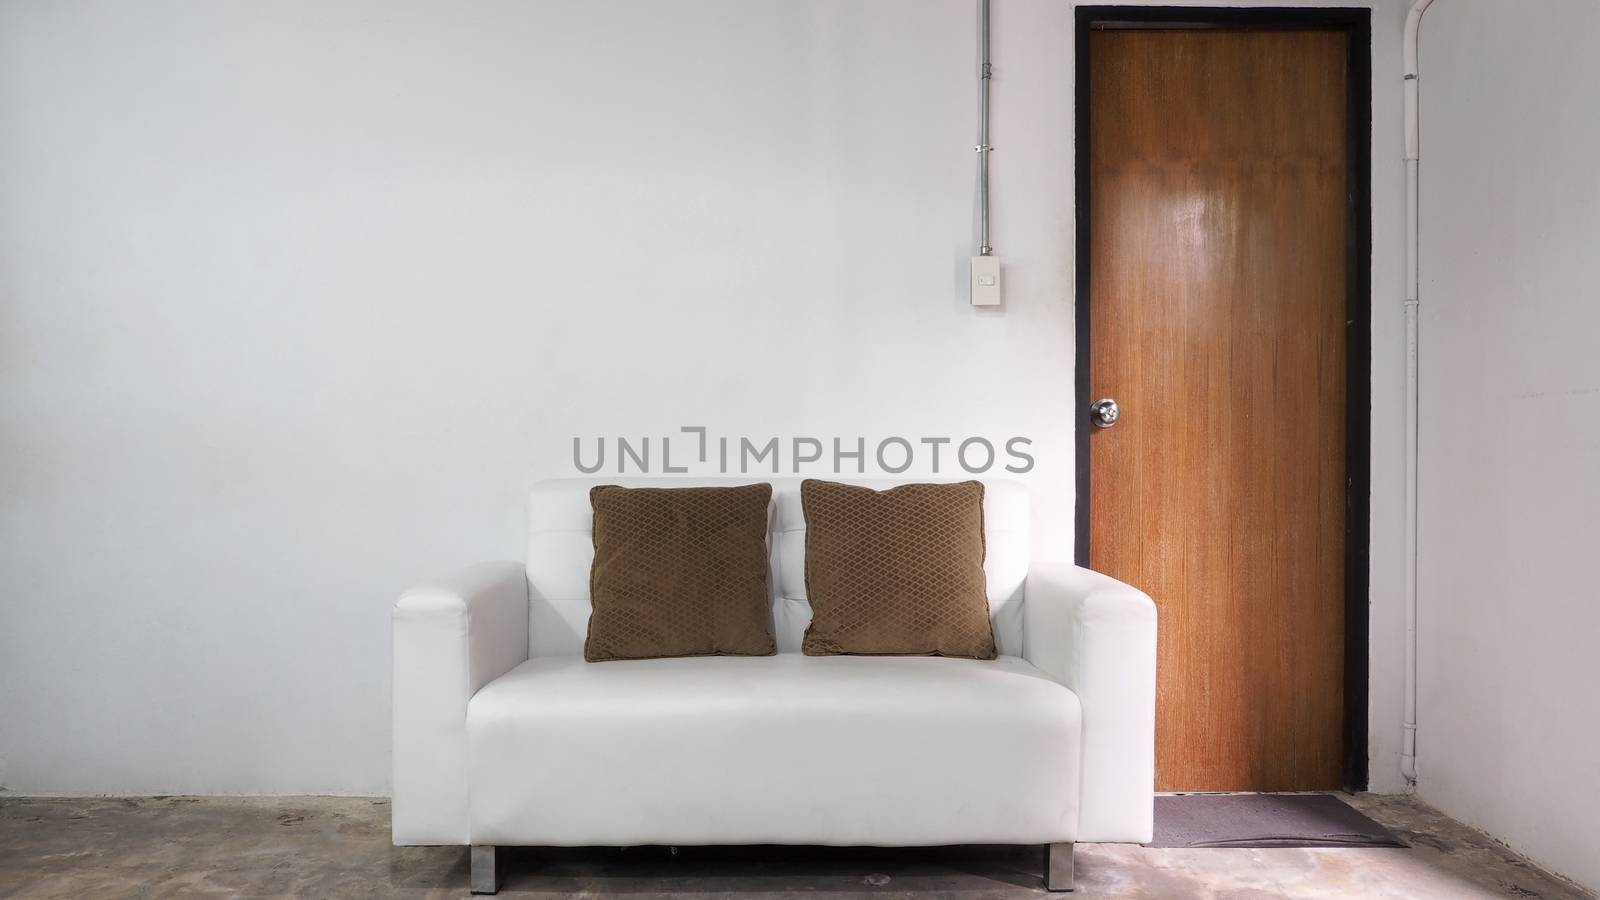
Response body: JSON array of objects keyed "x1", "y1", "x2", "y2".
[{"x1": 466, "y1": 654, "x2": 1081, "y2": 847}]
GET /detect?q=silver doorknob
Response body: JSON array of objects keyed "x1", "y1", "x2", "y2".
[{"x1": 1090, "y1": 398, "x2": 1120, "y2": 428}]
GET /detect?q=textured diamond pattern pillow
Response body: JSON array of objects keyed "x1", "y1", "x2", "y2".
[
  {"x1": 586, "y1": 483, "x2": 776, "y2": 662},
  {"x1": 801, "y1": 480, "x2": 996, "y2": 659}
]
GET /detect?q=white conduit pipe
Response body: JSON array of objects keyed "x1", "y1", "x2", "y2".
[
  {"x1": 977, "y1": 0, "x2": 993, "y2": 256},
  {"x1": 1401, "y1": 0, "x2": 1436, "y2": 789}
]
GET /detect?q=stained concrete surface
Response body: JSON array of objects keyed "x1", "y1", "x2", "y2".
[{"x1": 0, "y1": 793, "x2": 1591, "y2": 899}]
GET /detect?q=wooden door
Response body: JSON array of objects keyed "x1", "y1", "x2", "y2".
[{"x1": 1086, "y1": 28, "x2": 1351, "y2": 791}]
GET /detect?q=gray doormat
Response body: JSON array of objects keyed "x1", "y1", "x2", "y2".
[{"x1": 1150, "y1": 793, "x2": 1406, "y2": 849}]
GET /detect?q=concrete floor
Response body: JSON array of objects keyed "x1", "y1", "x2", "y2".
[{"x1": 0, "y1": 793, "x2": 1591, "y2": 899}]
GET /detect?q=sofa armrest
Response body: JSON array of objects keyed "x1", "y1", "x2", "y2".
[
  {"x1": 1023, "y1": 560, "x2": 1157, "y2": 843},
  {"x1": 392, "y1": 561, "x2": 528, "y2": 845}
]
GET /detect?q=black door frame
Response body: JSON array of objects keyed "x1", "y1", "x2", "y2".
[{"x1": 1072, "y1": 6, "x2": 1374, "y2": 792}]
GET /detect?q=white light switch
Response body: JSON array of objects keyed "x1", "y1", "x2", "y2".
[{"x1": 970, "y1": 255, "x2": 1002, "y2": 306}]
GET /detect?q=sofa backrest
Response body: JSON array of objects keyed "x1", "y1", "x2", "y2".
[{"x1": 525, "y1": 478, "x2": 1029, "y2": 657}]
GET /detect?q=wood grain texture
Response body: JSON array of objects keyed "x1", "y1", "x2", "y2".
[{"x1": 1087, "y1": 29, "x2": 1349, "y2": 791}]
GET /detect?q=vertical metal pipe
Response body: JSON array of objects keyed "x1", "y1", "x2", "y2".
[
  {"x1": 1401, "y1": 0, "x2": 1437, "y2": 790},
  {"x1": 977, "y1": 0, "x2": 993, "y2": 255},
  {"x1": 1403, "y1": 157, "x2": 1421, "y2": 789}
]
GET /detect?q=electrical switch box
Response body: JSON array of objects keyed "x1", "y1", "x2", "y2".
[{"x1": 970, "y1": 255, "x2": 1002, "y2": 307}]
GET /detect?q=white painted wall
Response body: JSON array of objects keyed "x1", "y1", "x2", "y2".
[
  {"x1": 0, "y1": 0, "x2": 1408, "y2": 797},
  {"x1": 1416, "y1": 0, "x2": 1600, "y2": 891}
]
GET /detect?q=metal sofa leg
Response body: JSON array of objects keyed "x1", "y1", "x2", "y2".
[
  {"x1": 471, "y1": 845, "x2": 503, "y2": 894},
  {"x1": 1045, "y1": 841, "x2": 1075, "y2": 892}
]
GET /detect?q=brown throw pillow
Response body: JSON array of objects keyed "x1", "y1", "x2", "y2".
[
  {"x1": 585, "y1": 483, "x2": 776, "y2": 662},
  {"x1": 801, "y1": 480, "x2": 996, "y2": 659}
]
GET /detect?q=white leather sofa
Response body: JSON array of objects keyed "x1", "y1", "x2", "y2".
[{"x1": 392, "y1": 478, "x2": 1157, "y2": 894}]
